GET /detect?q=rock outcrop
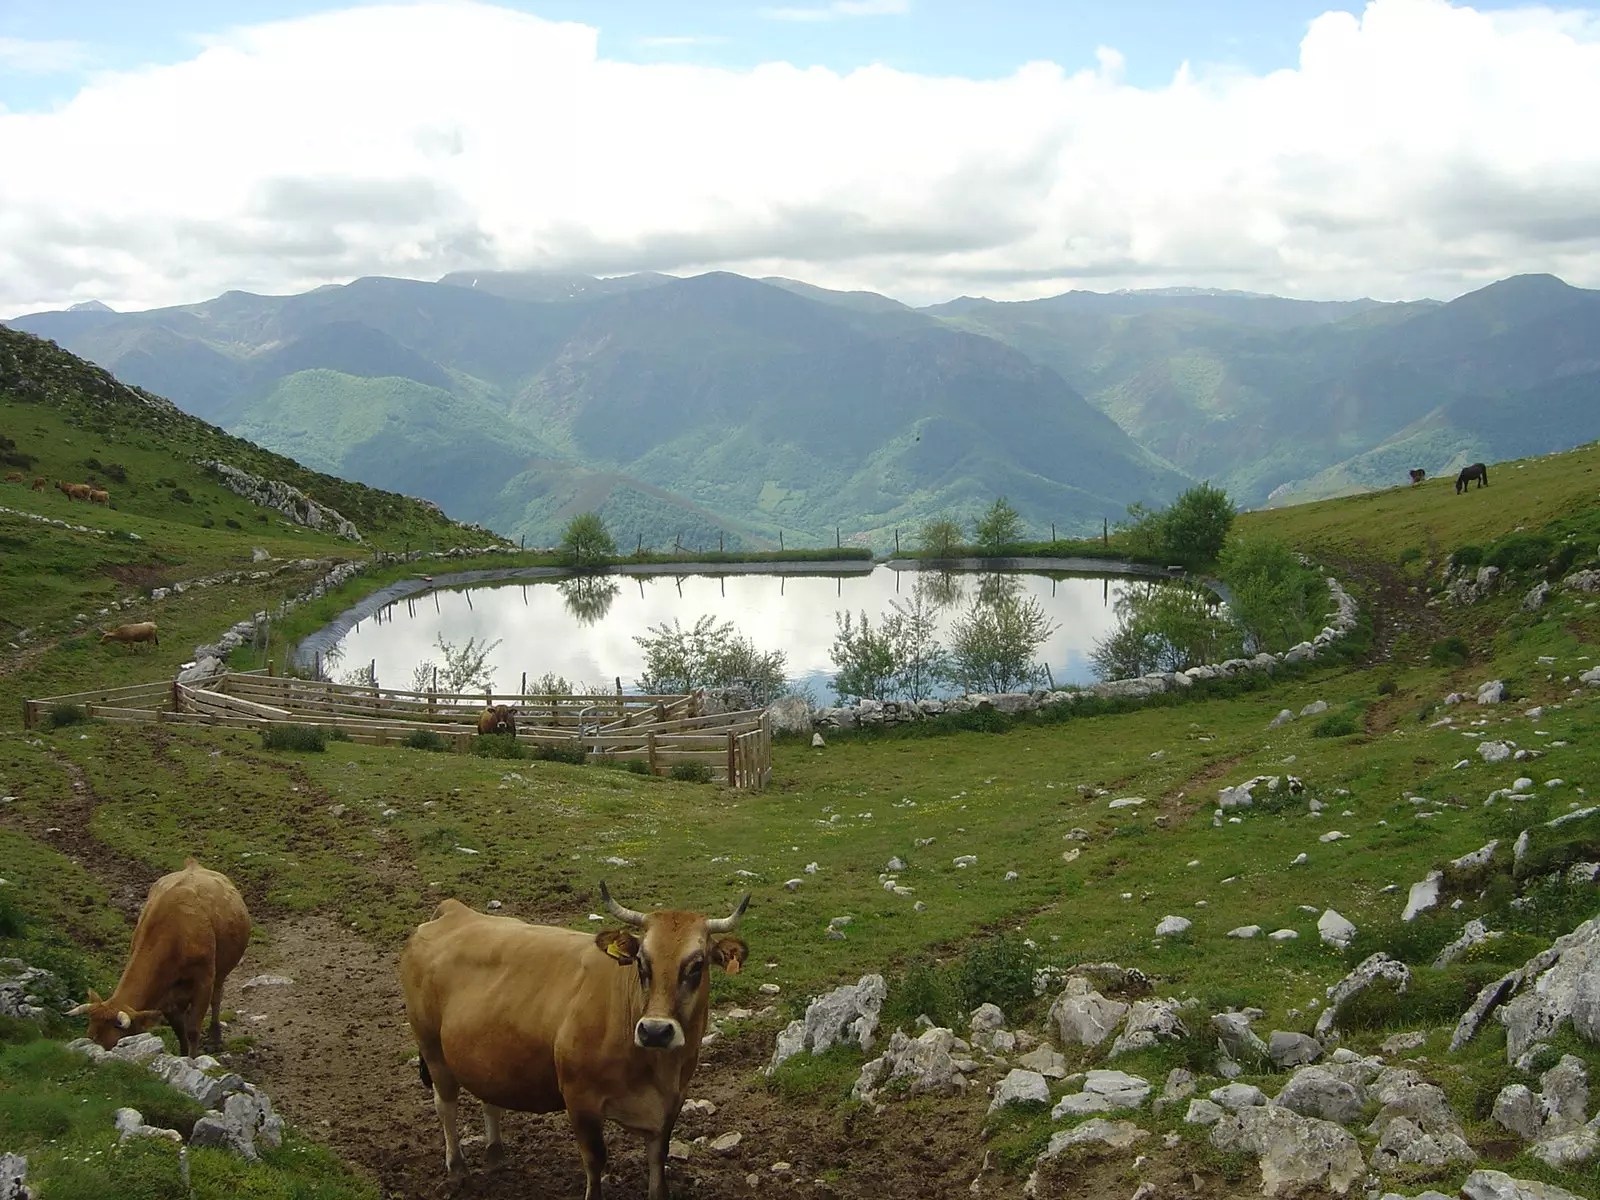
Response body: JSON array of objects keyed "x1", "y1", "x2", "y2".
[{"x1": 201, "y1": 460, "x2": 361, "y2": 541}]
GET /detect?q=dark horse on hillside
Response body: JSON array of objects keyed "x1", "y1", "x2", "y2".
[{"x1": 1455, "y1": 463, "x2": 1489, "y2": 494}]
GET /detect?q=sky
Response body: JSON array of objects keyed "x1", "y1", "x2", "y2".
[{"x1": 2, "y1": 0, "x2": 1599, "y2": 314}]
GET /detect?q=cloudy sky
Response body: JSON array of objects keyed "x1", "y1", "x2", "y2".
[{"x1": 2, "y1": 0, "x2": 1598, "y2": 315}]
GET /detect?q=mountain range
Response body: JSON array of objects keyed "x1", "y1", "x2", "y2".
[{"x1": 8, "y1": 269, "x2": 1598, "y2": 549}]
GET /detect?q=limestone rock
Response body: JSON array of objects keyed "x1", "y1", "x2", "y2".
[
  {"x1": 1185, "y1": 1098, "x2": 1225, "y2": 1125},
  {"x1": 1047, "y1": 981, "x2": 1128, "y2": 1049},
  {"x1": 766, "y1": 974, "x2": 887, "y2": 1073},
  {"x1": 853, "y1": 1027, "x2": 962, "y2": 1103},
  {"x1": 1154, "y1": 915, "x2": 1192, "y2": 936},
  {"x1": 1538, "y1": 1054, "x2": 1589, "y2": 1135},
  {"x1": 1109, "y1": 997, "x2": 1187, "y2": 1058},
  {"x1": 1210, "y1": 1104, "x2": 1365, "y2": 1197},
  {"x1": 1210, "y1": 1082, "x2": 1267, "y2": 1111},
  {"x1": 1435, "y1": 919, "x2": 1503, "y2": 968},
  {"x1": 1478, "y1": 680, "x2": 1507, "y2": 705},
  {"x1": 1493, "y1": 915, "x2": 1600, "y2": 1060},
  {"x1": 767, "y1": 695, "x2": 814, "y2": 735},
  {"x1": 1366, "y1": 1068, "x2": 1474, "y2": 1171},
  {"x1": 1268, "y1": 1031, "x2": 1322, "y2": 1068},
  {"x1": 1529, "y1": 1128, "x2": 1599, "y2": 1168},
  {"x1": 1318, "y1": 910, "x2": 1356, "y2": 949},
  {"x1": 1316, "y1": 954, "x2": 1411, "y2": 1038},
  {"x1": 988, "y1": 1069, "x2": 1051, "y2": 1115},
  {"x1": 0, "y1": 1153, "x2": 31, "y2": 1200},
  {"x1": 1402, "y1": 871, "x2": 1443, "y2": 921},
  {"x1": 1039, "y1": 1119, "x2": 1148, "y2": 1159},
  {"x1": 189, "y1": 1086, "x2": 283, "y2": 1161},
  {"x1": 1273, "y1": 1066, "x2": 1365, "y2": 1125},
  {"x1": 1212, "y1": 1012, "x2": 1269, "y2": 1064},
  {"x1": 1017, "y1": 1045, "x2": 1068, "y2": 1078},
  {"x1": 1462, "y1": 1170, "x2": 1585, "y2": 1200}
]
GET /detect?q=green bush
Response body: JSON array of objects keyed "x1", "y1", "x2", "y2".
[
  {"x1": 46, "y1": 703, "x2": 87, "y2": 729},
  {"x1": 260, "y1": 724, "x2": 327, "y2": 752},
  {"x1": 530, "y1": 741, "x2": 587, "y2": 765},
  {"x1": 472, "y1": 732, "x2": 526, "y2": 760},
  {"x1": 624, "y1": 759, "x2": 651, "y2": 775},
  {"x1": 1312, "y1": 711, "x2": 1360, "y2": 738},
  {"x1": 326, "y1": 726, "x2": 351, "y2": 742},
  {"x1": 1484, "y1": 533, "x2": 1554, "y2": 574},
  {"x1": 1547, "y1": 542, "x2": 1581, "y2": 580},
  {"x1": 1377, "y1": 678, "x2": 1398, "y2": 696},
  {"x1": 170, "y1": 487, "x2": 193, "y2": 504},
  {"x1": 958, "y1": 934, "x2": 1036, "y2": 1014},
  {"x1": 0, "y1": 888, "x2": 24, "y2": 938},
  {"x1": 1428, "y1": 636, "x2": 1470, "y2": 667},
  {"x1": 1398, "y1": 546, "x2": 1423, "y2": 565},
  {"x1": 669, "y1": 761, "x2": 714, "y2": 783},
  {"x1": 404, "y1": 728, "x2": 448, "y2": 753},
  {"x1": 886, "y1": 959, "x2": 959, "y2": 1028},
  {"x1": 1449, "y1": 545, "x2": 1483, "y2": 572}
]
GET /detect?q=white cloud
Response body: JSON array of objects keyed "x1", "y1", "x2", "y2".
[
  {"x1": 2, "y1": 0, "x2": 1599, "y2": 315},
  {"x1": 0, "y1": 36, "x2": 90, "y2": 74},
  {"x1": 762, "y1": 0, "x2": 910, "y2": 21},
  {"x1": 637, "y1": 34, "x2": 731, "y2": 47}
]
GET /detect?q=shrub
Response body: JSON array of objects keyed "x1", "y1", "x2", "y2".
[
  {"x1": 945, "y1": 590, "x2": 1057, "y2": 693},
  {"x1": 1312, "y1": 711, "x2": 1360, "y2": 738},
  {"x1": 958, "y1": 934, "x2": 1036, "y2": 1014},
  {"x1": 624, "y1": 759, "x2": 650, "y2": 775},
  {"x1": 1484, "y1": 533, "x2": 1554, "y2": 575},
  {"x1": 559, "y1": 511, "x2": 617, "y2": 568},
  {"x1": 1398, "y1": 546, "x2": 1423, "y2": 565},
  {"x1": 1216, "y1": 535, "x2": 1323, "y2": 652},
  {"x1": 326, "y1": 726, "x2": 351, "y2": 741},
  {"x1": 972, "y1": 497, "x2": 1024, "y2": 555},
  {"x1": 634, "y1": 615, "x2": 788, "y2": 704},
  {"x1": 669, "y1": 761, "x2": 715, "y2": 783},
  {"x1": 1428, "y1": 636, "x2": 1470, "y2": 667},
  {"x1": 473, "y1": 732, "x2": 526, "y2": 760},
  {"x1": 1377, "y1": 678, "x2": 1398, "y2": 696},
  {"x1": 260, "y1": 723, "x2": 328, "y2": 752},
  {"x1": 1449, "y1": 545, "x2": 1483, "y2": 572},
  {"x1": 46, "y1": 703, "x2": 87, "y2": 729},
  {"x1": 0, "y1": 889, "x2": 24, "y2": 938},
  {"x1": 1160, "y1": 482, "x2": 1236, "y2": 563},
  {"x1": 918, "y1": 516, "x2": 966, "y2": 559},
  {"x1": 886, "y1": 959, "x2": 958, "y2": 1028},
  {"x1": 529, "y1": 741, "x2": 587, "y2": 765},
  {"x1": 1547, "y1": 542, "x2": 1581, "y2": 581},
  {"x1": 224, "y1": 518, "x2": 241, "y2": 530},
  {"x1": 170, "y1": 487, "x2": 193, "y2": 504},
  {"x1": 404, "y1": 728, "x2": 448, "y2": 753}
]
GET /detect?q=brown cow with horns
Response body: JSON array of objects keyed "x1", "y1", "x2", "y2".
[{"x1": 401, "y1": 883, "x2": 750, "y2": 1198}]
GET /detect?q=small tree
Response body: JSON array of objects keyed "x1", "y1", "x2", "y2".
[
  {"x1": 410, "y1": 633, "x2": 502, "y2": 693},
  {"x1": 1217, "y1": 535, "x2": 1319, "y2": 652},
  {"x1": 918, "y1": 517, "x2": 966, "y2": 559},
  {"x1": 945, "y1": 591, "x2": 1057, "y2": 693},
  {"x1": 973, "y1": 497, "x2": 1024, "y2": 555},
  {"x1": 1161, "y1": 483, "x2": 1234, "y2": 563},
  {"x1": 559, "y1": 511, "x2": 616, "y2": 567},
  {"x1": 883, "y1": 591, "x2": 947, "y2": 701},
  {"x1": 831, "y1": 611, "x2": 897, "y2": 703},
  {"x1": 634, "y1": 615, "x2": 788, "y2": 704}
]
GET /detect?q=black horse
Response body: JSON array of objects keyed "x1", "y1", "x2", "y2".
[
  {"x1": 1409, "y1": 468, "x2": 1426, "y2": 485},
  {"x1": 1455, "y1": 462, "x2": 1489, "y2": 494}
]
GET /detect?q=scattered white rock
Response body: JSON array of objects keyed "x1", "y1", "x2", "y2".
[{"x1": 1154, "y1": 915, "x2": 1192, "y2": 936}]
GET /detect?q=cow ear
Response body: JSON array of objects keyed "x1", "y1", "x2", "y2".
[
  {"x1": 129, "y1": 1009, "x2": 164, "y2": 1032},
  {"x1": 595, "y1": 929, "x2": 639, "y2": 965},
  {"x1": 711, "y1": 937, "x2": 748, "y2": 976}
]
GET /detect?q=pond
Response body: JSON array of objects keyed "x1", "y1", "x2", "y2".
[{"x1": 316, "y1": 564, "x2": 1179, "y2": 700}]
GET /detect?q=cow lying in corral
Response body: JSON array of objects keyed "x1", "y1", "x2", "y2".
[
  {"x1": 401, "y1": 883, "x2": 750, "y2": 1198},
  {"x1": 69, "y1": 857, "x2": 251, "y2": 1056},
  {"x1": 477, "y1": 704, "x2": 517, "y2": 736},
  {"x1": 100, "y1": 621, "x2": 158, "y2": 649}
]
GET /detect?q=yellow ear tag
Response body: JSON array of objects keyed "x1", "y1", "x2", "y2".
[{"x1": 604, "y1": 939, "x2": 634, "y2": 964}]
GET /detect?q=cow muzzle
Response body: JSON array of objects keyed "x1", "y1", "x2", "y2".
[{"x1": 634, "y1": 1017, "x2": 684, "y2": 1050}]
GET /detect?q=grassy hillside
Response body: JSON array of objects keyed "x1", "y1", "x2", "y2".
[{"x1": 3, "y1": 432, "x2": 1600, "y2": 1196}]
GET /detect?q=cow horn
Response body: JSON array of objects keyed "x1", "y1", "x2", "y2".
[
  {"x1": 706, "y1": 892, "x2": 751, "y2": 934},
  {"x1": 600, "y1": 881, "x2": 647, "y2": 927},
  {"x1": 116, "y1": 1011, "x2": 132, "y2": 1029},
  {"x1": 66, "y1": 1002, "x2": 93, "y2": 1016}
]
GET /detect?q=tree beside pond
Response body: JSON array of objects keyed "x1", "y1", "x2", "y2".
[
  {"x1": 1118, "y1": 483, "x2": 1236, "y2": 566},
  {"x1": 829, "y1": 591, "x2": 948, "y2": 703},
  {"x1": 560, "y1": 511, "x2": 616, "y2": 567},
  {"x1": 945, "y1": 590, "x2": 1057, "y2": 694},
  {"x1": 411, "y1": 632, "x2": 502, "y2": 694},
  {"x1": 1089, "y1": 582, "x2": 1237, "y2": 680},
  {"x1": 918, "y1": 516, "x2": 965, "y2": 559},
  {"x1": 634, "y1": 615, "x2": 788, "y2": 704},
  {"x1": 973, "y1": 497, "x2": 1024, "y2": 555}
]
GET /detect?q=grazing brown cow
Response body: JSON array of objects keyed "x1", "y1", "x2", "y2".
[
  {"x1": 476, "y1": 704, "x2": 517, "y2": 736},
  {"x1": 1408, "y1": 468, "x2": 1426, "y2": 485},
  {"x1": 401, "y1": 884, "x2": 750, "y2": 1198},
  {"x1": 100, "y1": 621, "x2": 159, "y2": 649},
  {"x1": 31, "y1": 476, "x2": 46, "y2": 491},
  {"x1": 88, "y1": 488, "x2": 109, "y2": 505},
  {"x1": 2, "y1": 471, "x2": 21, "y2": 483},
  {"x1": 68, "y1": 858, "x2": 251, "y2": 1056},
  {"x1": 57, "y1": 479, "x2": 92, "y2": 501}
]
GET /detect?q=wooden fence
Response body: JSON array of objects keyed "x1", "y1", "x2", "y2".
[{"x1": 23, "y1": 673, "x2": 771, "y2": 790}]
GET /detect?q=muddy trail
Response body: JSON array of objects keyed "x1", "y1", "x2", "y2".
[{"x1": 225, "y1": 917, "x2": 1229, "y2": 1200}]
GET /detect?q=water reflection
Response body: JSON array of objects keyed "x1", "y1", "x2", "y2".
[{"x1": 332, "y1": 567, "x2": 1149, "y2": 699}]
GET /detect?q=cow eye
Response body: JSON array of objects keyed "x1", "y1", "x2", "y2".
[{"x1": 683, "y1": 962, "x2": 703, "y2": 986}]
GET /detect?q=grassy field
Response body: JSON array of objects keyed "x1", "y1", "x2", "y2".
[{"x1": 5, "y1": 387, "x2": 1600, "y2": 1197}]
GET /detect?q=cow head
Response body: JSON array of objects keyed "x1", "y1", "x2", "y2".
[
  {"x1": 595, "y1": 882, "x2": 750, "y2": 1052},
  {"x1": 66, "y1": 989, "x2": 164, "y2": 1049}
]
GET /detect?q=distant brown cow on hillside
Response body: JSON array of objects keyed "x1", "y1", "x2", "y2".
[
  {"x1": 31, "y1": 476, "x2": 46, "y2": 491},
  {"x1": 88, "y1": 488, "x2": 110, "y2": 505},
  {"x1": 57, "y1": 480, "x2": 92, "y2": 501},
  {"x1": 101, "y1": 622, "x2": 159, "y2": 649},
  {"x1": 2, "y1": 471, "x2": 21, "y2": 483}
]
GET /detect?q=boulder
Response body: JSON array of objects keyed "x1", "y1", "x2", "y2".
[
  {"x1": 1435, "y1": 919, "x2": 1503, "y2": 968},
  {"x1": 1273, "y1": 1066, "x2": 1365, "y2": 1125},
  {"x1": 1210, "y1": 1082, "x2": 1267, "y2": 1111},
  {"x1": 0, "y1": 1153, "x2": 31, "y2": 1200},
  {"x1": 1209, "y1": 1105, "x2": 1366, "y2": 1196},
  {"x1": 1462, "y1": 1170, "x2": 1586, "y2": 1200},
  {"x1": 1212, "y1": 1012, "x2": 1269, "y2": 1064},
  {"x1": 1038, "y1": 1119, "x2": 1148, "y2": 1159},
  {"x1": 1402, "y1": 872, "x2": 1443, "y2": 921},
  {"x1": 1478, "y1": 680, "x2": 1507, "y2": 705},
  {"x1": 1366, "y1": 1068, "x2": 1474, "y2": 1171},
  {"x1": 1490, "y1": 1084, "x2": 1543, "y2": 1141},
  {"x1": 1524, "y1": 582, "x2": 1552, "y2": 612},
  {"x1": 766, "y1": 974, "x2": 887, "y2": 1073},
  {"x1": 188, "y1": 1086, "x2": 283, "y2": 1161},
  {"x1": 988, "y1": 1068, "x2": 1050, "y2": 1115},
  {"x1": 1538, "y1": 1054, "x2": 1589, "y2": 1135},
  {"x1": 767, "y1": 694, "x2": 814, "y2": 735},
  {"x1": 1529, "y1": 1128, "x2": 1599, "y2": 1168},
  {"x1": 1318, "y1": 910, "x2": 1357, "y2": 950},
  {"x1": 1479, "y1": 741, "x2": 1513, "y2": 764},
  {"x1": 1155, "y1": 915, "x2": 1192, "y2": 936},
  {"x1": 1017, "y1": 1045, "x2": 1068, "y2": 1078},
  {"x1": 1185, "y1": 1098, "x2": 1225, "y2": 1125},
  {"x1": 1493, "y1": 915, "x2": 1600, "y2": 1060},
  {"x1": 1268, "y1": 1031, "x2": 1322, "y2": 1068},
  {"x1": 852, "y1": 1027, "x2": 962, "y2": 1103},
  {"x1": 1046, "y1": 980, "x2": 1128, "y2": 1048},
  {"x1": 1316, "y1": 954, "x2": 1412, "y2": 1038},
  {"x1": 1109, "y1": 997, "x2": 1187, "y2": 1058}
]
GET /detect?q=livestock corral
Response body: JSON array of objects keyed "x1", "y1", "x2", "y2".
[{"x1": 22, "y1": 672, "x2": 773, "y2": 789}]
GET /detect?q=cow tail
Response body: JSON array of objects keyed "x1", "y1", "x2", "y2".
[{"x1": 418, "y1": 1055, "x2": 433, "y2": 1090}]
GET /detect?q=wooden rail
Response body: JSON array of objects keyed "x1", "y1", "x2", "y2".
[{"x1": 25, "y1": 673, "x2": 770, "y2": 789}]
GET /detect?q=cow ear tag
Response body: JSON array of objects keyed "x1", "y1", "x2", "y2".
[{"x1": 597, "y1": 930, "x2": 636, "y2": 965}]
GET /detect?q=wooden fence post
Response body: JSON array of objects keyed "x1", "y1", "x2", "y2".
[
  {"x1": 726, "y1": 730, "x2": 736, "y2": 787},
  {"x1": 647, "y1": 730, "x2": 658, "y2": 776},
  {"x1": 171, "y1": 680, "x2": 181, "y2": 712}
]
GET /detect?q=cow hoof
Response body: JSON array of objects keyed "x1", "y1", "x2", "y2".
[{"x1": 484, "y1": 1142, "x2": 506, "y2": 1169}]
